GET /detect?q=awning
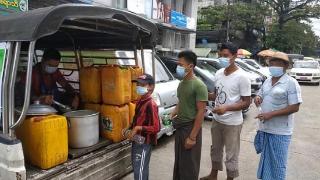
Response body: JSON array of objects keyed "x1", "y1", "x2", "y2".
[{"x1": 155, "y1": 22, "x2": 196, "y2": 34}]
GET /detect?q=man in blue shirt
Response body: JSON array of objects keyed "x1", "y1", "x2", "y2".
[{"x1": 254, "y1": 52, "x2": 302, "y2": 180}]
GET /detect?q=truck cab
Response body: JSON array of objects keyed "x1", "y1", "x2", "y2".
[{"x1": 0, "y1": 4, "x2": 163, "y2": 180}]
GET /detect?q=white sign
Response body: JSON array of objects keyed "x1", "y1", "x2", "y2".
[
  {"x1": 128, "y1": 0, "x2": 145, "y2": 15},
  {"x1": 187, "y1": 17, "x2": 196, "y2": 30}
]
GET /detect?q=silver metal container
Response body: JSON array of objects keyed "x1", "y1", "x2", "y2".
[{"x1": 64, "y1": 110, "x2": 99, "y2": 148}]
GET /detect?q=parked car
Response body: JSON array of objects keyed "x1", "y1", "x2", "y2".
[
  {"x1": 198, "y1": 57, "x2": 224, "y2": 70},
  {"x1": 304, "y1": 57, "x2": 315, "y2": 61},
  {"x1": 242, "y1": 58, "x2": 271, "y2": 78},
  {"x1": 289, "y1": 60, "x2": 320, "y2": 85}
]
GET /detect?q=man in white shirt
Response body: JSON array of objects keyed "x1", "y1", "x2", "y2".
[{"x1": 201, "y1": 42, "x2": 251, "y2": 180}]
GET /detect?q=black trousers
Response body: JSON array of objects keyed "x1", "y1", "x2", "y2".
[{"x1": 173, "y1": 121, "x2": 202, "y2": 180}]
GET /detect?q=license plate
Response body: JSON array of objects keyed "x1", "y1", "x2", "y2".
[{"x1": 300, "y1": 77, "x2": 308, "y2": 80}]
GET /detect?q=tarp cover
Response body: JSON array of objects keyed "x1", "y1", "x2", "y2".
[{"x1": 0, "y1": 4, "x2": 158, "y2": 49}]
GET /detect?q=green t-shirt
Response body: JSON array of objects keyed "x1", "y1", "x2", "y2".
[{"x1": 177, "y1": 77, "x2": 208, "y2": 123}]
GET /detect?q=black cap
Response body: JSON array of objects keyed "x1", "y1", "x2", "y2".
[{"x1": 135, "y1": 74, "x2": 155, "y2": 85}]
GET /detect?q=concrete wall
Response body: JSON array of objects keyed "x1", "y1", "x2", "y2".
[
  {"x1": 186, "y1": 0, "x2": 198, "y2": 50},
  {"x1": 158, "y1": 0, "x2": 198, "y2": 51}
]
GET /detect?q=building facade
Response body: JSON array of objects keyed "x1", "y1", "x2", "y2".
[{"x1": 27, "y1": 0, "x2": 198, "y2": 52}]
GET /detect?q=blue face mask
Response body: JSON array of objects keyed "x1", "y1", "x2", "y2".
[
  {"x1": 136, "y1": 86, "x2": 149, "y2": 95},
  {"x1": 269, "y1": 66, "x2": 284, "y2": 77},
  {"x1": 176, "y1": 65, "x2": 186, "y2": 78},
  {"x1": 219, "y1": 57, "x2": 231, "y2": 68},
  {"x1": 45, "y1": 65, "x2": 58, "y2": 74}
]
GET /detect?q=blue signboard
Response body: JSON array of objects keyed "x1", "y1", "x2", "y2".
[{"x1": 170, "y1": 10, "x2": 187, "y2": 28}]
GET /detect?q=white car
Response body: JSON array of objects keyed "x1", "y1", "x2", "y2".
[
  {"x1": 304, "y1": 57, "x2": 315, "y2": 61},
  {"x1": 290, "y1": 60, "x2": 320, "y2": 85},
  {"x1": 243, "y1": 59, "x2": 271, "y2": 78}
]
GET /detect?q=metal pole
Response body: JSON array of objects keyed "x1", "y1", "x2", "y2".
[
  {"x1": 141, "y1": 48, "x2": 145, "y2": 73},
  {"x1": 152, "y1": 48, "x2": 156, "y2": 79},
  {"x1": 11, "y1": 41, "x2": 35, "y2": 129},
  {"x1": 8, "y1": 42, "x2": 21, "y2": 137},
  {"x1": 134, "y1": 46, "x2": 138, "y2": 66},
  {"x1": 2, "y1": 42, "x2": 13, "y2": 135},
  {"x1": 226, "y1": 0, "x2": 230, "y2": 42}
]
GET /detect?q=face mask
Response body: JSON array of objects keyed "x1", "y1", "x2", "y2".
[
  {"x1": 136, "y1": 86, "x2": 149, "y2": 95},
  {"x1": 45, "y1": 65, "x2": 58, "y2": 74},
  {"x1": 269, "y1": 66, "x2": 284, "y2": 77},
  {"x1": 219, "y1": 57, "x2": 231, "y2": 68},
  {"x1": 176, "y1": 65, "x2": 187, "y2": 78}
]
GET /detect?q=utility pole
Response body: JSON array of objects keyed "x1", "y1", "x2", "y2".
[{"x1": 226, "y1": 0, "x2": 230, "y2": 42}]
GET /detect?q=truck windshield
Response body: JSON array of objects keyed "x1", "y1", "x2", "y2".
[{"x1": 294, "y1": 61, "x2": 319, "y2": 69}]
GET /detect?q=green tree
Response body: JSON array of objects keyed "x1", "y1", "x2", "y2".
[
  {"x1": 198, "y1": 3, "x2": 270, "y2": 49},
  {"x1": 266, "y1": 21, "x2": 319, "y2": 55},
  {"x1": 263, "y1": 0, "x2": 320, "y2": 29}
]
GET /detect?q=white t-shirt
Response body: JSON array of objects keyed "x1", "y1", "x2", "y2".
[{"x1": 213, "y1": 68, "x2": 251, "y2": 125}]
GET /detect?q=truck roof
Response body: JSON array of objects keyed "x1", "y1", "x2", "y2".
[{"x1": 0, "y1": 4, "x2": 158, "y2": 49}]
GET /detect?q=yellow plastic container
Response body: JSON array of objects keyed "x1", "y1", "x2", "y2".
[
  {"x1": 100, "y1": 105, "x2": 129, "y2": 142},
  {"x1": 131, "y1": 82, "x2": 141, "y2": 101},
  {"x1": 16, "y1": 115, "x2": 68, "y2": 169},
  {"x1": 101, "y1": 65, "x2": 131, "y2": 105},
  {"x1": 130, "y1": 66, "x2": 143, "y2": 80},
  {"x1": 84, "y1": 103, "x2": 101, "y2": 113},
  {"x1": 129, "y1": 102, "x2": 136, "y2": 126},
  {"x1": 80, "y1": 67, "x2": 101, "y2": 103},
  {"x1": 130, "y1": 67, "x2": 143, "y2": 101}
]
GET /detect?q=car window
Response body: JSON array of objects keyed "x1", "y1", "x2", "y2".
[
  {"x1": 208, "y1": 61, "x2": 223, "y2": 70},
  {"x1": 197, "y1": 61, "x2": 218, "y2": 75},
  {"x1": 162, "y1": 60, "x2": 180, "y2": 79},
  {"x1": 236, "y1": 62, "x2": 250, "y2": 72},
  {"x1": 245, "y1": 61, "x2": 260, "y2": 69},
  {"x1": 294, "y1": 61, "x2": 319, "y2": 69},
  {"x1": 144, "y1": 56, "x2": 171, "y2": 82}
]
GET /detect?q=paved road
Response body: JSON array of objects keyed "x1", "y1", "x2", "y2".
[{"x1": 122, "y1": 84, "x2": 320, "y2": 180}]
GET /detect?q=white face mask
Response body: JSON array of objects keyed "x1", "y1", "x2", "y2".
[
  {"x1": 176, "y1": 65, "x2": 186, "y2": 78},
  {"x1": 219, "y1": 57, "x2": 231, "y2": 68},
  {"x1": 136, "y1": 86, "x2": 148, "y2": 95},
  {"x1": 269, "y1": 66, "x2": 284, "y2": 77},
  {"x1": 45, "y1": 65, "x2": 58, "y2": 74}
]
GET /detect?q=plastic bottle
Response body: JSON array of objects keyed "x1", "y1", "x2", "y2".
[
  {"x1": 131, "y1": 135, "x2": 145, "y2": 145},
  {"x1": 122, "y1": 129, "x2": 145, "y2": 145}
]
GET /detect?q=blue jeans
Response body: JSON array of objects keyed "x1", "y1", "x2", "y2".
[{"x1": 131, "y1": 142, "x2": 152, "y2": 180}]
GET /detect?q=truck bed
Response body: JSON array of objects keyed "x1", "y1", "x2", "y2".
[{"x1": 26, "y1": 140, "x2": 132, "y2": 180}]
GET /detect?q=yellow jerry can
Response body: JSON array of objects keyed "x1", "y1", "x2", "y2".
[
  {"x1": 101, "y1": 65, "x2": 131, "y2": 105},
  {"x1": 16, "y1": 115, "x2": 68, "y2": 169},
  {"x1": 100, "y1": 105, "x2": 129, "y2": 142}
]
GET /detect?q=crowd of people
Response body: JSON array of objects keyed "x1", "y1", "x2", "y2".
[{"x1": 29, "y1": 43, "x2": 302, "y2": 180}]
